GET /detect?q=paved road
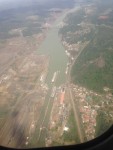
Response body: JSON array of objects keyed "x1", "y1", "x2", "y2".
[
  {"x1": 67, "y1": 42, "x2": 90, "y2": 143},
  {"x1": 68, "y1": 86, "x2": 84, "y2": 142}
]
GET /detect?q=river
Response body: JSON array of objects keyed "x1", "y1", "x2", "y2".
[
  {"x1": 37, "y1": 6, "x2": 80, "y2": 87},
  {"x1": 38, "y1": 12, "x2": 69, "y2": 87},
  {"x1": 33, "y1": 7, "x2": 79, "y2": 147}
]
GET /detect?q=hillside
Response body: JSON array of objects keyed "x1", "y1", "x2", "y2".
[
  {"x1": 71, "y1": 0, "x2": 113, "y2": 93},
  {"x1": 71, "y1": 25, "x2": 113, "y2": 93}
]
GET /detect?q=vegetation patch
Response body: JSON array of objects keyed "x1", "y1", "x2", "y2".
[
  {"x1": 71, "y1": 26, "x2": 113, "y2": 93},
  {"x1": 63, "y1": 110, "x2": 80, "y2": 143}
]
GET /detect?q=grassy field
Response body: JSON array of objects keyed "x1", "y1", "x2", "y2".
[
  {"x1": 63, "y1": 110, "x2": 80, "y2": 144},
  {"x1": 51, "y1": 109, "x2": 81, "y2": 146},
  {"x1": 95, "y1": 110, "x2": 112, "y2": 137}
]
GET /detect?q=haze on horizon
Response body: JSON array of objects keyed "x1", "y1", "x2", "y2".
[{"x1": 0, "y1": 0, "x2": 75, "y2": 12}]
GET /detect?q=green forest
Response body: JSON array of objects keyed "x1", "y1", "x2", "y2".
[
  {"x1": 71, "y1": 25, "x2": 113, "y2": 93},
  {"x1": 59, "y1": 0, "x2": 113, "y2": 93}
]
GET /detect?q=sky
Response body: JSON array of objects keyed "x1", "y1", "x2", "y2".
[
  {"x1": 0, "y1": 0, "x2": 48, "y2": 11},
  {"x1": 0, "y1": 0, "x2": 75, "y2": 11},
  {"x1": 0, "y1": 0, "x2": 60, "y2": 9}
]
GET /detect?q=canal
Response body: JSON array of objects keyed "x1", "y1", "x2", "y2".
[
  {"x1": 32, "y1": 11, "x2": 69, "y2": 147},
  {"x1": 31, "y1": 7, "x2": 79, "y2": 148},
  {"x1": 38, "y1": 12, "x2": 68, "y2": 87}
]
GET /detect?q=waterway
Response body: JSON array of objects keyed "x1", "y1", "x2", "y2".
[
  {"x1": 32, "y1": 7, "x2": 79, "y2": 147},
  {"x1": 38, "y1": 12, "x2": 69, "y2": 87}
]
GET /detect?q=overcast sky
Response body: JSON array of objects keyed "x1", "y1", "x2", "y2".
[
  {"x1": 0, "y1": 0, "x2": 50, "y2": 11},
  {"x1": 0, "y1": 0, "x2": 75, "y2": 11}
]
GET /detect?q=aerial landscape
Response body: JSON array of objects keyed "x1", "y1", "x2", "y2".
[{"x1": 0, "y1": 0, "x2": 113, "y2": 148}]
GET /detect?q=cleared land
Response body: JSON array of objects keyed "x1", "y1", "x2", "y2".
[{"x1": 0, "y1": 50, "x2": 49, "y2": 147}]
